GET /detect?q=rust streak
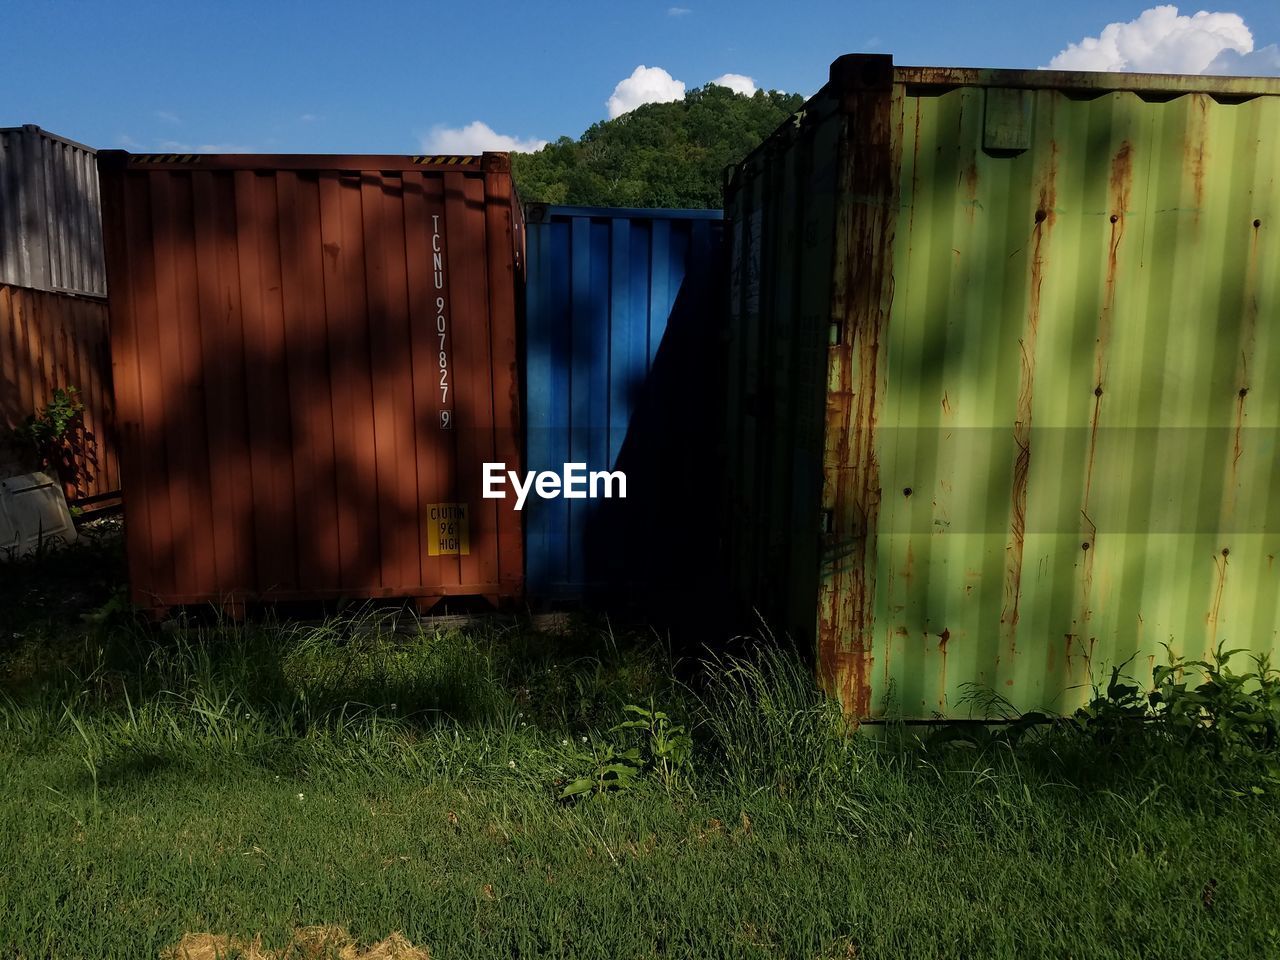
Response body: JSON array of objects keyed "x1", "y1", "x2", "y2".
[
  {"x1": 1082, "y1": 142, "x2": 1131, "y2": 527},
  {"x1": 1227, "y1": 225, "x2": 1260, "y2": 504},
  {"x1": 1207, "y1": 551, "x2": 1228, "y2": 636},
  {"x1": 1094, "y1": 140, "x2": 1132, "y2": 387},
  {"x1": 1232, "y1": 388, "x2": 1247, "y2": 471},
  {"x1": 961, "y1": 160, "x2": 980, "y2": 222},
  {"x1": 937, "y1": 628, "x2": 949, "y2": 711},
  {"x1": 1001, "y1": 146, "x2": 1056, "y2": 656},
  {"x1": 1188, "y1": 97, "x2": 1208, "y2": 217},
  {"x1": 818, "y1": 78, "x2": 898, "y2": 719}
]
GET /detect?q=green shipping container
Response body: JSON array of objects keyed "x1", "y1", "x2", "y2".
[{"x1": 725, "y1": 55, "x2": 1280, "y2": 720}]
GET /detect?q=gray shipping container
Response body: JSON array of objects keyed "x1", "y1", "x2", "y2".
[{"x1": 0, "y1": 125, "x2": 106, "y2": 297}]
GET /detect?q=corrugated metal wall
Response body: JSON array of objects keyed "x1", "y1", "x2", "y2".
[
  {"x1": 0, "y1": 283, "x2": 119, "y2": 503},
  {"x1": 879, "y1": 69, "x2": 1280, "y2": 719},
  {"x1": 524, "y1": 204, "x2": 723, "y2": 599},
  {"x1": 724, "y1": 112, "x2": 841, "y2": 656},
  {"x1": 99, "y1": 151, "x2": 523, "y2": 611},
  {"x1": 728, "y1": 56, "x2": 1280, "y2": 719},
  {"x1": 0, "y1": 126, "x2": 106, "y2": 297}
]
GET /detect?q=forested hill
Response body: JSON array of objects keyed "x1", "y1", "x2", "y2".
[{"x1": 511, "y1": 84, "x2": 805, "y2": 209}]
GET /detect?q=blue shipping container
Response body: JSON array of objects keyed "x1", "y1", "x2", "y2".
[{"x1": 523, "y1": 204, "x2": 724, "y2": 599}]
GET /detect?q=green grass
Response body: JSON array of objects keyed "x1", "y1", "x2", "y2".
[{"x1": 3, "y1": 531, "x2": 1280, "y2": 958}]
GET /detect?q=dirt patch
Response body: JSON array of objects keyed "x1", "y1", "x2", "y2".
[{"x1": 164, "y1": 925, "x2": 429, "y2": 960}]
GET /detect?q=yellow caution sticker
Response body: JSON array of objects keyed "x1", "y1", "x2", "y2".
[{"x1": 426, "y1": 503, "x2": 470, "y2": 556}]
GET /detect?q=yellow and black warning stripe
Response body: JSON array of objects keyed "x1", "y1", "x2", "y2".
[
  {"x1": 130, "y1": 154, "x2": 201, "y2": 164},
  {"x1": 412, "y1": 155, "x2": 480, "y2": 166}
]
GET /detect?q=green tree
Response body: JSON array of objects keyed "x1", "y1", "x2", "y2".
[{"x1": 512, "y1": 84, "x2": 804, "y2": 209}]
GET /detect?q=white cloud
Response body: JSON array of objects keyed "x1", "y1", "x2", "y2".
[
  {"x1": 1047, "y1": 5, "x2": 1252, "y2": 74},
  {"x1": 419, "y1": 121, "x2": 547, "y2": 154},
  {"x1": 667, "y1": 6, "x2": 691, "y2": 15},
  {"x1": 117, "y1": 133, "x2": 256, "y2": 153},
  {"x1": 607, "y1": 65, "x2": 686, "y2": 118},
  {"x1": 155, "y1": 110, "x2": 180, "y2": 125},
  {"x1": 710, "y1": 73, "x2": 757, "y2": 96},
  {"x1": 156, "y1": 139, "x2": 257, "y2": 153},
  {"x1": 1206, "y1": 43, "x2": 1280, "y2": 75}
]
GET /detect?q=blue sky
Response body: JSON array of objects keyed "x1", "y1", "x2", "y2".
[{"x1": 4, "y1": 2, "x2": 1280, "y2": 155}]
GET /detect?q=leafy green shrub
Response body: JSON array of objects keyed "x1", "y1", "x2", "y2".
[
  {"x1": 559, "y1": 700, "x2": 693, "y2": 800},
  {"x1": 558, "y1": 742, "x2": 645, "y2": 799},
  {"x1": 1071, "y1": 642, "x2": 1280, "y2": 792},
  {"x1": 19, "y1": 386, "x2": 83, "y2": 471},
  {"x1": 939, "y1": 643, "x2": 1280, "y2": 796}
]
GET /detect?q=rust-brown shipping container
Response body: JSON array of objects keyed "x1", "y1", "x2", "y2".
[{"x1": 97, "y1": 151, "x2": 524, "y2": 613}]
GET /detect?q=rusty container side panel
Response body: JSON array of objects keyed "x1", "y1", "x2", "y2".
[
  {"x1": 723, "y1": 82, "x2": 851, "y2": 669},
  {"x1": 0, "y1": 283, "x2": 120, "y2": 504},
  {"x1": 731, "y1": 55, "x2": 1280, "y2": 718},
  {"x1": 98, "y1": 152, "x2": 523, "y2": 610},
  {"x1": 0, "y1": 126, "x2": 106, "y2": 297},
  {"x1": 523, "y1": 204, "x2": 724, "y2": 599}
]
